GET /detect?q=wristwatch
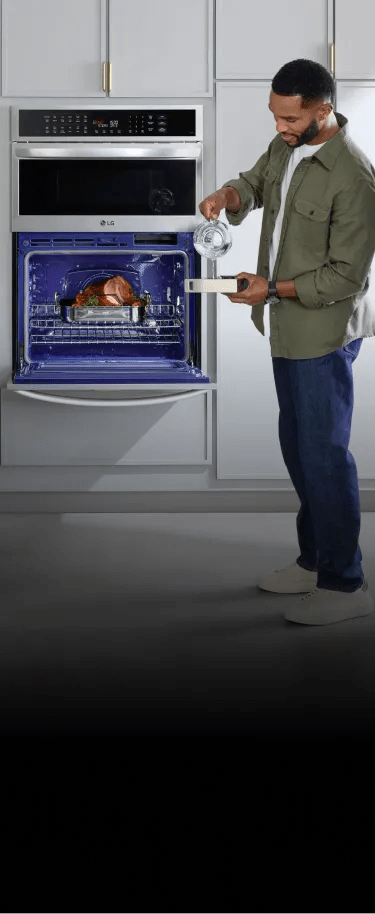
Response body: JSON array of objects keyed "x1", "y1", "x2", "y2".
[{"x1": 265, "y1": 280, "x2": 281, "y2": 305}]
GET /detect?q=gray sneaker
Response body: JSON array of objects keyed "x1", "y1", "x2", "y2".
[{"x1": 257, "y1": 560, "x2": 318, "y2": 594}]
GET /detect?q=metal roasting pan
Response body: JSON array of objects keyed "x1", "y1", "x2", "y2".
[
  {"x1": 59, "y1": 292, "x2": 149, "y2": 323},
  {"x1": 60, "y1": 303, "x2": 146, "y2": 323}
]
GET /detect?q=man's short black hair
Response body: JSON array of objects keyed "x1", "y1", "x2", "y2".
[{"x1": 272, "y1": 58, "x2": 336, "y2": 109}]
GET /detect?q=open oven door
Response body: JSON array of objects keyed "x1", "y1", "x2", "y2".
[{"x1": 10, "y1": 232, "x2": 216, "y2": 395}]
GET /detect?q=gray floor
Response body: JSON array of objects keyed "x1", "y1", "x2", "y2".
[{"x1": 1, "y1": 511, "x2": 375, "y2": 736}]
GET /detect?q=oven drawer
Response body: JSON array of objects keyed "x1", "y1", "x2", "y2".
[{"x1": 1, "y1": 388, "x2": 213, "y2": 466}]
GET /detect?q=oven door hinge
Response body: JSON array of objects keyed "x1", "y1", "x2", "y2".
[{"x1": 188, "y1": 340, "x2": 196, "y2": 367}]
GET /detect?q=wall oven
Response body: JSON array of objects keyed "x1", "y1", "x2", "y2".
[{"x1": 10, "y1": 105, "x2": 213, "y2": 397}]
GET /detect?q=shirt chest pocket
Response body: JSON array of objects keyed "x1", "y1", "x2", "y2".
[
  {"x1": 294, "y1": 197, "x2": 331, "y2": 247},
  {"x1": 262, "y1": 164, "x2": 278, "y2": 201}
]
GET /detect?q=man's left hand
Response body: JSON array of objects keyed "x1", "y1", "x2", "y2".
[{"x1": 225, "y1": 272, "x2": 269, "y2": 306}]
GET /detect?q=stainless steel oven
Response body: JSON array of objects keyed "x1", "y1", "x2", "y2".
[
  {"x1": 12, "y1": 105, "x2": 203, "y2": 233},
  {"x1": 9, "y1": 105, "x2": 214, "y2": 399}
]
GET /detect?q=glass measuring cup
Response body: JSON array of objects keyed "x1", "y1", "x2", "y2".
[{"x1": 193, "y1": 219, "x2": 232, "y2": 260}]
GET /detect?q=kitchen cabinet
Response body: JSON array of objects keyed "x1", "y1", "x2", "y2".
[
  {"x1": 216, "y1": 83, "x2": 287, "y2": 480},
  {"x1": 1, "y1": 0, "x2": 213, "y2": 98},
  {"x1": 2, "y1": 0, "x2": 107, "y2": 97},
  {"x1": 216, "y1": 0, "x2": 375, "y2": 82},
  {"x1": 216, "y1": 0, "x2": 328, "y2": 80},
  {"x1": 0, "y1": 389, "x2": 213, "y2": 466},
  {"x1": 108, "y1": 0, "x2": 213, "y2": 97},
  {"x1": 334, "y1": 0, "x2": 375, "y2": 77},
  {"x1": 215, "y1": 82, "x2": 375, "y2": 479}
]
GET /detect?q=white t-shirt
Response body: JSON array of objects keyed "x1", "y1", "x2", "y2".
[{"x1": 265, "y1": 138, "x2": 327, "y2": 334}]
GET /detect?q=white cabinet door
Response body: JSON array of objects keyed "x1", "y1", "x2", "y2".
[
  {"x1": 216, "y1": 0, "x2": 328, "y2": 80},
  {"x1": 1, "y1": 390, "x2": 212, "y2": 466},
  {"x1": 326, "y1": 84, "x2": 375, "y2": 479},
  {"x1": 108, "y1": 0, "x2": 213, "y2": 97},
  {"x1": 216, "y1": 83, "x2": 288, "y2": 480},
  {"x1": 335, "y1": 0, "x2": 375, "y2": 77},
  {"x1": 2, "y1": 0, "x2": 107, "y2": 97}
]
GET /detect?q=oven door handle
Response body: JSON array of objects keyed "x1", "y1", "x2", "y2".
[{"x1": 14, "y1": 389, "x2": 208, "y2": 407}]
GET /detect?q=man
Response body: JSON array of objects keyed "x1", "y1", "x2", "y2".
[{"x1": 199, "y1": 58, "x2": 375, "y2": 625}]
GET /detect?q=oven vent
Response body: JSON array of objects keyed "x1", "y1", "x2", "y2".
[
  {"x1": 30, "y1": 239, "x2": 51, "y2": 247},
  {"x1": 134, "y1": 233, "x2": 178, "y2": 245},
  {"x1": 74, "y1": 238, "x2": 95, "y2": 247},
  {"x1": 52, "y1": 238, "x2": 74, "y2": 247}
]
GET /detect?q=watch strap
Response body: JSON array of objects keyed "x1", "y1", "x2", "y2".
[{"x1": 268, "y1": 280, "x2": 278, "y2": 297}]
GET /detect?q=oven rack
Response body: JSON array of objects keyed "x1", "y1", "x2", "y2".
[
  {"x1": 28, "y1": 301, "x2": 184, "y2": 344},
  {"x1": 29, "y1": 303, "x2": 182, "y2": 314},
  {"x1": 29, "y1": 324, "x2": 182, "y2": 344}
]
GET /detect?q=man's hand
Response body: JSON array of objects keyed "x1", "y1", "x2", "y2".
[
  {"x1": 199, "y1": 187, "x2": 241, "y2": 220},
  {"x1": 199, "y1": 189, "x2": 229, "y2": 221},
  {"x1": 225, "y1": 272, "x2": 269, "y2": 306}
]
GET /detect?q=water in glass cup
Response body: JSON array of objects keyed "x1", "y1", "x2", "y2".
[{"x1": 193, "y1": 219, "x2": 232, "y2": 260}]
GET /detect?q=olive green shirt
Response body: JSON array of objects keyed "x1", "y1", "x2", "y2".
[{"x1": 222, "y1": 112, "x2": 375, "y2": 358}]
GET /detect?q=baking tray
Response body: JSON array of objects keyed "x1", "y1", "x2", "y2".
[
  {"x1": 60, "y1": 302, "x2": 145, "y2": 323},
  {"x1": 58, "y1": 290, "x2": 151, "y2": 323},
  {"x1": 185, "y1": 277, "x2": 249, "y2": 293}
]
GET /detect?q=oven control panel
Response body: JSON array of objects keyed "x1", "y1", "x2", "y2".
[{"x1": 18, "y1": 108, "x2": 197, "y2": 138}]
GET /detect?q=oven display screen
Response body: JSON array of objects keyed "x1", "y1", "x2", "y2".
[{"x1": 18, "y1": 109, "x2": 196, "y2": 137}]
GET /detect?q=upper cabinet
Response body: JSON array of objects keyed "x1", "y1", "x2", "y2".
[
  {"x1": 216, "y1": 0, "x2": 375, "y2": 81},
  {"x1": 3, "y1": 0, "x2": 375, "y2": 98},
  {"x1": 216, "y1": 0, "x2": 328, "y2": 80},
  {"x1": 108, "y1": 0, "x2": 213, "y2": 97},
  {"x1": 334, "y1": 0, "x2": 375, "y2": 77},
  {"x1": 2, "y1": 0, "x2": 107, "y2": 97},
  {"x1": 1, "y1": 0, "x2": 213, "y2": 98}
]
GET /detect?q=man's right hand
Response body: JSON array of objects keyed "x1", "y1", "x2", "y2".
[{"x1": 199, "y1": 187, "x2": 241, "y2": 221}]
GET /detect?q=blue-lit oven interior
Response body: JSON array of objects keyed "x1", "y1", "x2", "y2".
[{"x1": 14, "y1": 232, "x2": 209, "y2": 384}]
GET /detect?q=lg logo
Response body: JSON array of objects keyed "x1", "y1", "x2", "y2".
[{"x1": 100, "y1": 220, "x2": 115, "y2": 226}]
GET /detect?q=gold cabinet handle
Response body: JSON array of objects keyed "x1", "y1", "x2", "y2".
[
  {"x1": 102, "y1": 61, "x2": 107, "y2": 92},
  {"x1": 330, "y1": 42, "x2": 335, "y2": 75},
  {"x1": 108, "y1": 61, "x2": 112, "y2": 92}
]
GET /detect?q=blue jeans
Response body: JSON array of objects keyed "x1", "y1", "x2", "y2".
[{"x1": 272, "y1": 339, "x2": 364, "y2": 593}]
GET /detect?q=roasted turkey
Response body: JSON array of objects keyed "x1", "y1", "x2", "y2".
[{"x1": 73, "y1": 275, "x2": 141, "y2": 307}]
